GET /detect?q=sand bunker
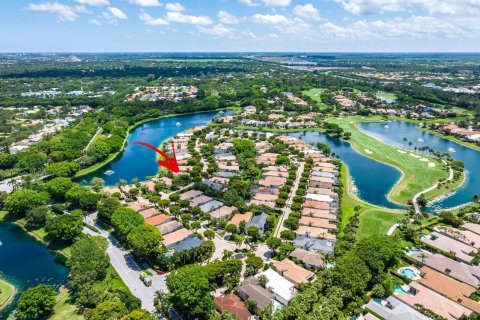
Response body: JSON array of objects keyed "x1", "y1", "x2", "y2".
[
  {"x1": 419, "y1": 158, "x2": 428, "y2": 162},
  {"x1": 397, "y1": 150, "x2": 406, "y2": 154},
  {"x1": 365, "y1": 149, "x2": 373, "y2": 154},
  {"x1": 409, "y1": 153, "x2": 420, "y2": 158},
  {"x1": 428, "y1": 162, "x2": 436, "y2": 167}
]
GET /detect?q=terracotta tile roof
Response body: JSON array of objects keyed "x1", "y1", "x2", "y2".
[
  {"x1": 162, "y1": 228, "x2": 193, "y2": 247},
  {"x1": 258, "y1": 176, "x2": 286, "y2": 187},
  {"x1": 296, "y1": 226, "x2": 336, "y2": 239},
  {"x1": 302, "y1": 208, "x2": 336, "y2": 221},
  {"x1": 179, "y1": 190, "x2": 203, "y2": 200},
  {"x1": 299, "y1": 217, "x2": 336, "y2": 230},
  {"x1": 229, "y1": 212, "x2": 253, "y2": 227},
  {"x1": 253, "y1": 193, "x2": 277, "y2": 202},
  {"x1": 210, "y1": 206, "x2": 236, "y2": 219},
  {"x1": 214, "y1": 293, "x2": 252, "y2": 320},
  {"x1": 303, "y1": 200, "x2": 330, "y2": 210},
  {"x1": 145, "y1": 214, "x2": 171, "y2": 226},
  {"x1": 250, "y1": 200, "x2": 276, "y2": 208},
  {"x1": 273, "y1": 258, "x2": 315, "y2": 286},
  {"x1": 419, "y1": 266, "x2": 480, "y2": 314}
]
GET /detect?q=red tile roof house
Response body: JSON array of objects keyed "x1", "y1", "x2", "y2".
[
  {"x1": 228, "y1": 212, "x2": 253, "y2": 228},
  {"x1": 421, "y1": 232, "x2": 476, "y2": 263},
  {"x1": 140, "y1": 208, "x2": 162, "y2": 219},
  {"x1": 296, "y1": 226, "x2": 336, "y2": 240},
  {"x1": 396, "y1": 281, "x2": 472, "y2": 320},
  {"x1": 161, "y1": 228, "x2": 194, "y2": 247},
  {"x1": 418, "y1": 266, "x2": 480, "y2": 314},
  {"x1": 273, "y1": 258, "x2": 315, "y2": 287},
  {"x1": 253, "y1": 193, "x2": 278, "y2": 202},
  {"x1": 289, "y1": 248, "x2": 326, "y2": 270},
  {"x1": 302, "y1": 208, "x2": 337, "y2": 221},
  {"x1": 214, "y1": 293, "x2": 253, "y2": 320},
  {"x1": 145, "y1": 214, "x2": 172, "y2": 226},
  {"x1": 127, "y1": 201, "x2": 153, "y2": 212},
  {"x1": 299, "y1": 217, "x2": 336, "y2": 230},
  {"x1": 303, "y1": 200, "x2": 330, "y2": 211},
  {"x1": 259, "y1": 176, "x2": 287, "y2": 188},
  {"x1": 249, "y1": 200, "x2": 276, "y2": 209}
]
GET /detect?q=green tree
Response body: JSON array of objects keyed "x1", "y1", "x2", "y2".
[
  {"x1": 127, "y1": 224, "x2": 162, "y2": 257},
  {"x1": 26, "y1": 205, "x2": 50, "y2": 228},
  {"x1": 97, "y1": 196, "x2": 122, "y2": 221},
  {"x1": 353, "y1": 235, "x2": 400, "y2": 276},
  {"x1": 111, "y1": 207, "x2": 144, "y2": 240},
  {"x1": 17, "y1": 151, "x2": 47, "y2": 173},
  {"x1": 86, "y1": 301, "x2": 128, "y2": 320},
  {"x1": 245, "y1": 255, "x2": 264, "y2": 276},
  {"x1": 247, "y1": 225, "x2": 260, "y2": 241},
  {"x1": 122, "y1": 309, "x2": 155, "y2": 320},
  {"x1": 4, "y1": 189, "x2": 49, "y2": 216},
  {"x1": 266, "y1": 237, "x2": 282, "y2": 254},
  {"x1": 65, "y1": 185, "x2": 100, "y2": 211},
  {"x1": 45, "y1": 177, "x2": 73, "y2": 200},
  {"x1": 16, "y1": 284, "x2": 56, "y2": 320},
  {"x1": 46, "y1": 210, "x2": 83, "y2": 242},
  {"x1": 45, "y1": 161, "x2": 79, "y2": 177},
  {"x1": 333, "y1": 252, "x2": 372, "y2": 296},
  {"x1": 90, "y1": 177, "x2": 105, "y2": 192}
]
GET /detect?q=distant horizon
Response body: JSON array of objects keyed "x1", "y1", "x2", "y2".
[{"x1": 2, "y1": 51, "x2": 480, "y2": 55}]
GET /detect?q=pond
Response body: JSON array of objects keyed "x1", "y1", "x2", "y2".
[
  {"x1": 288, "y1": 131, "x2": 404, "y2": 209},
  {"x1": 359, "y1": 120, "x2": 480, "y2": 211},
  {"x1": 0, "y1": 222, "x2": 69, "y2": 319},
  {"x1": 77, "y1": 110, "x2": 233, "y2": 186}
]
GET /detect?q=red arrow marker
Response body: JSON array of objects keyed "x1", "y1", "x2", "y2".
[{"x1": 133, "y1": 141, "x2": 180, "y2": 173}]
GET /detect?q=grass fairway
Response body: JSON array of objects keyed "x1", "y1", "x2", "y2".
[
  {"x1": 330, "y1": 116, "x2": 449, "y2": 205},
  {"x1": 358, "y1": 210, "x2": 404, "y2": 239},
  {"x1": 51, "y1": 287, "x2": 84, "y2": 320},
  {"x1": 340, "y1": 165, "x2": 405, "y2": 238},
  {"x1": 302, "y1": 88, "x2": 329, "y2": 110},
  {"x1": 0, "y1": 278, "x2": 15, "y2": 311}
]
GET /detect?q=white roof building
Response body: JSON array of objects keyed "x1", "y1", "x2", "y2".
[
  {"x1": 256, "y1": 269, "x2": 295, "y2": 305},
  {"x1": 305, "y1": 194, "x2": 334, "y2": 203}
]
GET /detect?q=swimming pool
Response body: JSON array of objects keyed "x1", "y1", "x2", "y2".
[
  {"x1": 394, "y1": 285, "x2": 410, "y2": 295},
  {"x1": 406, "y1": 248, "x2": 423, "y2": 255},
  {"x1": 398, "y1": 266, "x2": 421, "y2": 280}
]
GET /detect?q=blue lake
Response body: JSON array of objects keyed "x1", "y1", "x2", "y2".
[
  {"x1": 359, "y1": 120, "x2": 480, "y2": 211},
  {"x1": 77, "y1": 110, "x2": 233, "y2": 186},
  {"x1": 288, "y1": 131, "x2": 404, "y2": 209},
  {"x1": 0, "y1": 223, "x2": 69, "y2": 319}
]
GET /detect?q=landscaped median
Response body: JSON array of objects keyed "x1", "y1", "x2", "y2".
[
  {"x1": 330, "y1": 116, "x2": 453, "y2": 205},
  {"x1": 0, "y1": 278, "x2": 16, "y2": 311}
]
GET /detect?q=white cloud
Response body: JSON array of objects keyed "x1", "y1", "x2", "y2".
[
  {"x1": 27, "y1": 2, "x2": 87, "y2": 21},
  {"x1": 89, "y1": 18, "x2": 102, "y2": 25},
  {"x1": 129, "y1": 0, "x2": 162, "y2": 7},
  {"x1": 218, "y1": 10, "x2": 240, "y2": 24},
  {"x1": 239, "y1": 0, "x2": 261, "y2": 6},
  {"x1": 139, "y1": 11, "x2": 169, "y2": 25},
  {"x1": 336, "y1": 0, "x2": 480, "y2": 15},
  {"x1": 293, "y1": 3, "x2": 320, "y2": 20},
  {"x1": 252, "y1": 13, "x2": 289, "y2": 24},
  {"x1": 321, "y1": 15, "x2": 480, "y2": 39},
  {"x1": 165, "y1": 11, "x2": 212, "y2": 25},
  {"x1": 262, "y1": 0, "x2": 291, "y2": 7},
  {"x1": 75, "y1": 0, "x2": 109, "y2": 6},
  {"x1": 165, "y1": 2, "x2": 185, "y2": 12},
  {"x1": 198, "y1": 24, "x2": 235, "y2": 38},
  {"x1": 102, "y1": 6, "x2": 128, "y2": 22}
]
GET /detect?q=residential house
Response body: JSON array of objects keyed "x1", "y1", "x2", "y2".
[
  {"x1": 365, "y1": 297, "x2": 430, "y2": 320},
  {"x1": 214, "y1": 293, "x2": 253, "y2": 320},
  {"x1": 273, "y1": 259, "x2": 315, "y2": 287},
  {"x1": 256, "y1": 269, "x2": 295, "y2": 305},
  {"x1": 289, "y1": 248, "x2": 326, "y2": 270}
]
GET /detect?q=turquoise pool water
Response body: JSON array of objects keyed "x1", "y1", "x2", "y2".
[
  {"x1": 394, "y1": 285, "x2": 409, "y2": 295},
  {"x1": 407, "y1": 248, "x2": 422, "y2": 254},
  {"x1": 401, "y1": 268, "x2": 417, "y2": 279}
]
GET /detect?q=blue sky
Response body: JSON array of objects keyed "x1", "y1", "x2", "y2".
[{"x1": 1, "y1": 0, "x2": 480, "y2": 52}]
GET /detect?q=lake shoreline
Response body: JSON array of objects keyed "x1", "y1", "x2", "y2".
[
  {"x1": 75, "y1": 107, "x2": 239, "y2": 179},
  {"x1": 0, "y1": 278, "x2": 16, "y2": 312}
]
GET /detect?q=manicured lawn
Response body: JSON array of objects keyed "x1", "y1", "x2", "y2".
[
  {"x1": 0, "y1": 278, "x2": 15, "y2": 311},
  {"x1": 302, "y1": 88, "x2": 329, "y2": 109},
  {"x1": 330, "y1": 116, "x2": 449, "y2": 204},
  {"x1": 375, "y1": 91, "x2": 397, "y2": 101},
  {"x1": 357, "y1": 209, "x2": 405, "y2": 239},
  {"x1": 339, "y1": 164, "x2": 405, "y2": 239},
  {"x1": 51, "y1": 287, "x2": 84, "y2": 320}
]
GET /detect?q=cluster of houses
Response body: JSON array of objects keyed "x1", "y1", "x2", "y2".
[
  {"x1": 440, "y1": 124, "x2": 480, "y2": 144},
  {"x1": 214, "y1": 252, "x2": 324, "y2": 319},
  {"x1": 366, "y1": 221, "x2": 480, "y2": 320},
  {"x1": 239, "y1": 113, "x2": 319, "y2": 129},
  {"x1": 126, "y1": 85, "x2": 198, "y2": 102},
  {"x1": 277, "y1": 136, "x2": 339, "y2": 256},
  {"x1": 250, "y1": 164, "x2": 288, "y2": 209},
  {"x1": 9, "y1": 105, "x2": 93, "y2": 154}
]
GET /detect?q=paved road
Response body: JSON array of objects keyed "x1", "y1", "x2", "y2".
[
  {"x1": 275, "y1": 161, "x2": 305, "y2": 237},
  {"x1": 412, "y1": 161, "x2": 454, "y2": 214},
  {"x1": 83, "y1": 213, "x2": 167, "y2": 312}
]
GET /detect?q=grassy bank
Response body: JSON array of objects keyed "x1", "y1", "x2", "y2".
[
  {"x1": 50, "y1": 287, "x2": 84, "y2": 320},
  {"x1": 331, "y1": 116, "x2": 450, "y2": 205},
  {"x1": 302, "y1": 88, "x2": 329, "y2": 110},
  {"x1": 0, "y1": 278, "x2": 15, "y2": 311},
  {"x1": 339, "y1": 165, "x2": 405, "y2": 239},
  {"x1": 75, "y1": 107, "x2": 240, "y2": 178}
]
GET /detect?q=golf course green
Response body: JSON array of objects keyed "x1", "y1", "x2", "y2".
[{"x1": 330, "y1": 116, "x2": 452, "y2": 205}]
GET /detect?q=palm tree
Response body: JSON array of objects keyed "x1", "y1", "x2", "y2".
[
  {"x1": 408, "y1": 141, "x2": 413, "y2": 150},
  {"x1": 403, "y1": 137, "x2": 407, "y2": 148}
]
